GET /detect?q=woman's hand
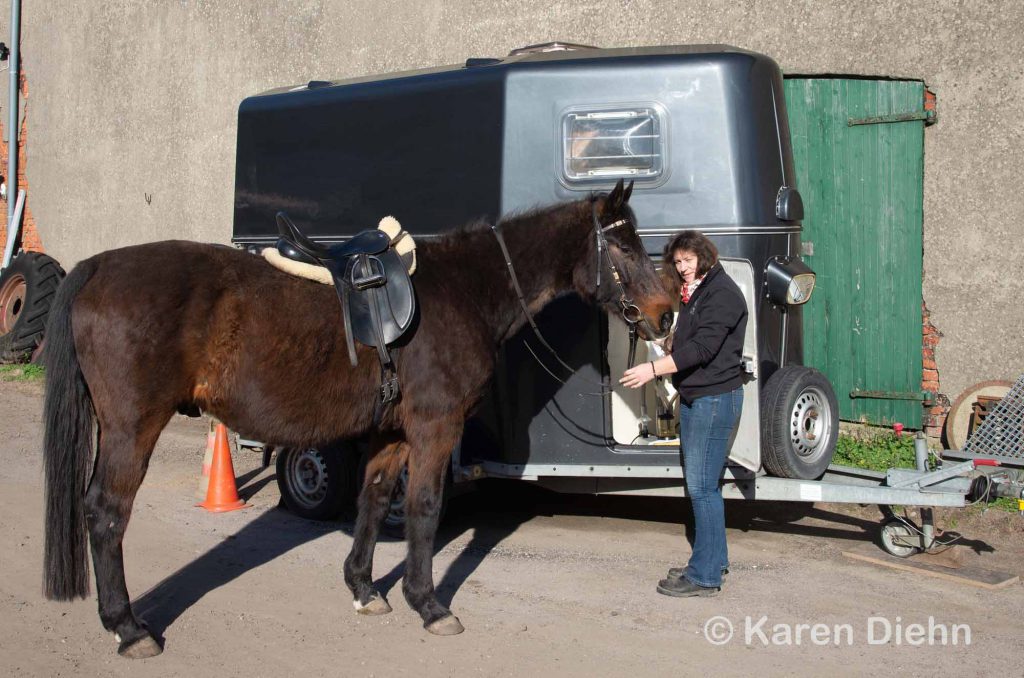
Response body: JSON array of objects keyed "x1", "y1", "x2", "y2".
[{"x1": 620, "y1": 362, "x2": 657, "y2": 389}]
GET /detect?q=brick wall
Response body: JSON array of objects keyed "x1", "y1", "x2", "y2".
[
  {"x1": 922, "y1": 301, "x2": 949, "y2": 439},
  {"x1": 0, "y1": 70, "x2": 42, "y2": 255}
]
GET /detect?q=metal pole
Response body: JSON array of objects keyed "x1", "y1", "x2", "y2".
[
  {"x1": 914, "y1": 432, "x2": 928, "y2": 472},
  {"x1": 778, "y1": 307, "x2": 788, "y2": 368},
  {"x1": 914, "y1": 432, "x2": 934, "y2": 549},
  {"x1": 7, "y1": 0, "x2": 21, "y2": 229},
  {"x1": 1, "y1": 187, "x2": 23, "y2": 269}
]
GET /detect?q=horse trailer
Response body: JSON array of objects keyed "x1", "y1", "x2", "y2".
[{"x1": 232, "y1": 43, "x2": 1017, "y2": 551}]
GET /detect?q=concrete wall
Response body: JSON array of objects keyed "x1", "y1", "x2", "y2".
[{"x1": 3, "y1": 0, "x2": 1022, "y2": 408}]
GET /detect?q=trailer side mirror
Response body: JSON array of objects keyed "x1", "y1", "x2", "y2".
[{"x1": 765, "y1": 256, "x2": 815, "y2": 305}]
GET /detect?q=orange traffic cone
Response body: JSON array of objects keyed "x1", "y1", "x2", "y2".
[
  {"x1": 197, "y1": 419, "x2": 216, "y2": 499},
  {"x1": 196, "y1": 424, "x2": 248, "y2": 512}
]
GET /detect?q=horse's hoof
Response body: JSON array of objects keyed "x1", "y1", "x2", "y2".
[
  {"x1": 117, "y1": 634, "x2": 163, "y2": 659},
  {"x1": 353, "y1": 594, "x2": 392, "y2": 616},
  {"x1": 425, "y1": 615, "x2": 465, "y2": 636}
]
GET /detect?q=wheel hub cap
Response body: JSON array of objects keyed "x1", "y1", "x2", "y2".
[
  {"x1": 288, "y1": 449, "x2": 328, "y2": 508},
  {"x1": 0, "y1": 273, "x2": 26, "y2": 333},
  {"x1": 791, "y1": 387, "x2": 831, "y2": 460}
]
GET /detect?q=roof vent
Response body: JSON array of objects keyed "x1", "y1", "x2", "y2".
[
  {"x1": 465, "y1": 57, "x2": 503, "y2": 68},
  {"x1": 508, "y1": 41, "x2": 597, "y2": 56}
]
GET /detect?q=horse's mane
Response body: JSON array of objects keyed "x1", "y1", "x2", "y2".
[{"x1": 425, "y1": 198, "x2": 591, "y2": 256}]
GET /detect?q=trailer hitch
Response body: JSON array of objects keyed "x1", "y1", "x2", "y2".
[
  {"x1": 886, "y1": 458, "x2": 997, "y2": 492},
  {"x1": 876, "y1": 435, "x2": 1018, "y2": 556},
  {"x1": 966, "y1": 467, "x2": 1024, "y2": 511}
]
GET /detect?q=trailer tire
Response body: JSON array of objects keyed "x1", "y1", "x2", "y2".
[
  {"x1": 276, "y1": 444, "x2": 358, "y2": 521},
  {"x1": 358, "y1": 452, "x2": 451, "y2": 540},
  {"x1": 760, "y1": 365, "x2": 838, "y2": 479},
  {"x1": 0, "y1": 251, "x2": 65, "y2": 363}
]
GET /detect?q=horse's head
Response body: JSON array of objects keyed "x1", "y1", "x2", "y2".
[{"x1": 576, "y1": 179, "x2": 674, "y2": 340}]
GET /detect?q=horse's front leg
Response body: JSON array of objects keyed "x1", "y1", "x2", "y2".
[
  {"x1": 343, "y1": 435, "x2": 406, "y2": 615},
  {"x1": 402, "y1": 422, "x2": 464, "y2": 635}
]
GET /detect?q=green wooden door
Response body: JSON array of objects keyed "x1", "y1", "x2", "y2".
[{"x1": 784, "y1": 78, "x2": 927, "y2": 427}]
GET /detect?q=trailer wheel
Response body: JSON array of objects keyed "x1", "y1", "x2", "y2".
[
  {"x1": 382, "y1": 465, "x2": 411, "y2": 538},
  {"x1": 276, "y1": 444, "x2": 358, "y2": 520},
  {"x1": 879, "y1": 518, "x2": 921, "y2": 558},
  {"x1": 358, "y1": 452, "x2": 451, "y2": 539},
  {"x1": 760, "y1": 366, "x2": 838, "y2": 479},
  {"x1": 0, "y1": 252, "x2": 65, "y2": 363}
]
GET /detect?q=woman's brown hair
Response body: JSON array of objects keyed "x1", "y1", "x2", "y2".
[{"x1": 662, "y1": 230, "x2": 719, "y2": 288}]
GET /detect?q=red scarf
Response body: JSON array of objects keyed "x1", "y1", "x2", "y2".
[{"x1": 680, "y1": 274, "x2": 705, "y2": 305}]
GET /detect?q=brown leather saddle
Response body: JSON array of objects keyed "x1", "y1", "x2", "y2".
[{"x1": 275, "y1": 212, "x2": 416, "y2": 404}]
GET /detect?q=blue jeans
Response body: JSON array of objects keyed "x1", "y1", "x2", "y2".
[{"x1": 679, "y1": 386, "x2": 743, "y2": 588}]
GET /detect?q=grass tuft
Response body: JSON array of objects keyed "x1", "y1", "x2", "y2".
[
  {"x1": 0, "y1": 363, "x2": 45, "y2": 382},
  {"x1": 833, "y1": 432, "x2": 917, "y2": 471}
]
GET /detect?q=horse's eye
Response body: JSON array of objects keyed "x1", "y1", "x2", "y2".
[{"x1": 616, "y1": 244, "x2": 632, "y2": 254}]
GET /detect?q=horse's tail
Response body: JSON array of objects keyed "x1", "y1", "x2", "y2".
[{"x1": 42, "y1": 258, "x2": 99, "y2": 600}]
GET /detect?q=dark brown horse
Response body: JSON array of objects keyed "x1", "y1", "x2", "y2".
[{"x1": 42, "y1": 180, "x2": 673, "y2": 657}]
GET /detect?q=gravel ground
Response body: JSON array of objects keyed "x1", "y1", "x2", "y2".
[{"x1": 1, "y1": 379, "x2": 1022, "y2": 677}]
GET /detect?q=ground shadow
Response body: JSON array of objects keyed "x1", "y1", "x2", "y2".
[
  {"x1": 235, "y1": 466, "x2": 276, "y2": 501},
  {"x1": 132, "y1": 475, "x2": 998, "y2": 644},
  {"x1": 132, "y1": 509, "x2": 343, "y2": 639},
  {"x1": 372, "y1": 483, "x2": 539, "y2": 607}
]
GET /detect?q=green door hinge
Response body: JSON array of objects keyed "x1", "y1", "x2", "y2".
[
  {"x1": 850, "y1": 389, "x2": 934, "y2": 403},
  {"x1": 848, "y1": 110, "x2": 936, "y2": 126}
]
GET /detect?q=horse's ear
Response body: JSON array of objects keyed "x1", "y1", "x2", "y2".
[
  {"x1": 623, "y1": 180, "x2": 634, "y2": 203},
  {"x1": 607, "y1": 179, "x2": 626, "y2": 211}
]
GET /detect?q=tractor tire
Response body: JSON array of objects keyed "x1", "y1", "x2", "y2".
[{"x1": 0, "y1": 251, "x2": 65, "y2": 363}]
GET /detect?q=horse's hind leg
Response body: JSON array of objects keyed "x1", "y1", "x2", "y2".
[
  {"x1": 85, "y1": 416, "x2": 169, "y2": 658},
  {"x1": 343, "y1": 434, "x2": 406, "y2": 615},
  {"x1": 402, "y1": 421, "x2": 464, "y2": 635}
]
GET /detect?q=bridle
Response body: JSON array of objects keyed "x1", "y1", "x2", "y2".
[
  {"x1": 591, "y1": 199, "x2": 661, "y2": 341},
  {"x1": 490, "y1": 193, "x2": 657, "y2": 395}
]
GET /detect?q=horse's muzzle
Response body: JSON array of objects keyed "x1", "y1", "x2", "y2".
[
  {"x1": 631, "y1": 310, "x2": 673, "y2": 341},
  {"x1": 659, "y1": 311, "x2": 673, "y2": 336}
]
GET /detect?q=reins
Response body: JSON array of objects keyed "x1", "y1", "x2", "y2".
[{"x1": 490, "y1": 194, "x2": 654, "y2": 397}]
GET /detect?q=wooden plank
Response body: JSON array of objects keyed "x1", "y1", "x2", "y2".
[{"x1": 842, "y1": 543, "x2": 1019, "y2": 590}]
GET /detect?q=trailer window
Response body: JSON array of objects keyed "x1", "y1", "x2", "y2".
[{"x1": 561, "y1": 107, "x2": 666, "y2": 186}]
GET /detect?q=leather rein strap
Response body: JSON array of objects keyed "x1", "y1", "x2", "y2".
[{"x1": 490, "y1": 195, "x2": 650, "y2": 395}]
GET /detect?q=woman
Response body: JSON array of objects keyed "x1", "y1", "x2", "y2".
[{"x1": 620, "y1": 230, "x2": 747, "y2": 597}]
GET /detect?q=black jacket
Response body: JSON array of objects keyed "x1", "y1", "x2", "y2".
[{"x1": 670, "y1": 262, "x2": 748, "y2": 404}]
